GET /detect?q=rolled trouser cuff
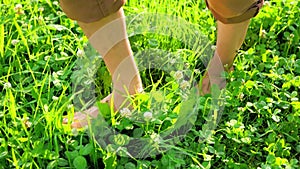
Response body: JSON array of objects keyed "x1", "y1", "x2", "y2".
[
  {"x1": 206, "y1": 0, "x2": 264, "y2": 24},
  {"x1": 59, "y1": 0, "x2": 126, "y2": 23}
]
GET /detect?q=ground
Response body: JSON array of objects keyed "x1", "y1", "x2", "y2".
[{"x1": 0, "y1": 0, "x2": 299, "y2": 168}]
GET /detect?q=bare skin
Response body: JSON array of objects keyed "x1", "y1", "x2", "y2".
[
  {"x1": 64, "y1": 12, "x2": 251, "y2": 128},
  {"x1": 63, "y1": 9, "x2": 143, "y2": 128},
  {"x1": 201, "y1": 20, "x2": 250, "y2": 94}
]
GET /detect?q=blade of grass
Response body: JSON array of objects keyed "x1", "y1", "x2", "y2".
[
  {"x1": 0, "y1": 24, "x2": 4, "y2": 58},
  {"x1": 13, "y1": 19, "x2": 32, "y2": 60},
  {"x1": 8, "y1": 89, "x2": 17, "y2": 122},
  {"x1": 11, "y1": 148, "x2": 20, "y2": 169}
]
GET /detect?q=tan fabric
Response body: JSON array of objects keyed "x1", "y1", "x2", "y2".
[
  {"x1": 206, "y1": 0, "x2": 264, "y2": 24},
  {"x1": 59, "y1": 0, "x2": 263, "y2": 24},
  {"x1": 59, "y1": 0, "x2": 125, "y2": 23}
]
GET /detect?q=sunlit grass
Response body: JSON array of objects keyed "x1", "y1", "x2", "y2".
[{"x1": 0, "y1": 0, "x2": 299, "y2": 168}]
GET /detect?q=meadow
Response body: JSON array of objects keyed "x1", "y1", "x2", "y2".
[{"x1": 0, "y1": 0, "x2": 299, "y2": 168}]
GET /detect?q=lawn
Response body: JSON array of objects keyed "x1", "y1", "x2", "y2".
[{"x1": 0, "y1": 0, "x2": 299, "y2": 168}]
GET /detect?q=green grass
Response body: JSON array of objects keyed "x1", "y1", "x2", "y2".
[{"x1": 0, "y1": 0, "x2": 300, "y2": 168}]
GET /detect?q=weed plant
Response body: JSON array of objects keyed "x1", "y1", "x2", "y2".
[{"x1": 0, "y1": 0, "x2": 299, "y2": 168}]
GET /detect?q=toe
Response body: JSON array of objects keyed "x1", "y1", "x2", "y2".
[
  {"x1": 101, "y1": 94, "x2": 112, "y2": 104},
  {"x1": 62, "y1": 116, "x2": 68, "y2": 124},
  {"x1": 71, "y1": 121, "x2": 85, "y2": 129}
]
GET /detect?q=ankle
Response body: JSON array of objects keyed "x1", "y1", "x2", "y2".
[{"x1": 113, "y1": 74, "x2": 143, "y2": 95}]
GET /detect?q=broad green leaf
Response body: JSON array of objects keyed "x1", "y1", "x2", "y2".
[
  {"x1": 73, "y1": 156, "x2": 87, "y2": 169},
  {"x1": 245, "y1": 80, "x2": 256, "y2": 89},
  {"x1": 133, "y1": 128, "x2": 144, "y2": 138},
  {"x1": 57, "y1": 158, "x2": 68, "y2": 167},
  {"x1": 79, "y1": 143, "x2": 94, "y2": 156},
  {"x1": 104, "y1": 153, "x2": 117, "y2": 169},
  {"x1": 96, "y1": 102, "x2": 111, "y2": 118},
  {"x1": 125, "y1": 162, "x2": 136, "y2": 169},
  {"x1": 65, "y1": 151, "x2": 79, "y2": 160},
  {"x1": 46, "y1": 161, "x2": 57, "y2": 169},
  {"x1": 113, "y1": 134, "x2": 130, "y2": 146},
  {"x1": 266, "y1": 154, "x2": 276, "y2": 164}
]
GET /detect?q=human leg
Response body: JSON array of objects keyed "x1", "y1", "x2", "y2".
[
  {"x1": 201, "y1": 20, "x2": 250, "y2": 94},
  {"x1": 60, "y1": 0, "x2": 142, "y2": 128},
  {"x1": 71, "y1": 10, "x2": 143, "y2": 128},
  {"x1": 78, "y1": 9, "x2": 143, "y2": 109},
  {"x1": 201, "y1": 0, "x2": 264, "y2": 94}
]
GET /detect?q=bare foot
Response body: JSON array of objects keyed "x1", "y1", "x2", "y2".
[
  {"x1": 200, "y1": 66, "x2": 233, "y2": 95},
  {"x1": 63, "y1": 91, "x2": 136, "y2": 129},
  {"x1": 62, "y1": 94, "x2": 111, "y2": 128},
  {"x1": 63, "y1": 106, "x2": 99, "y2": 129}
]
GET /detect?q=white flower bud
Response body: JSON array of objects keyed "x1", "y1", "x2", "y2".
[
  {"x1": 14, "y1": 4, "x2": 23, "y2": 11},
  {"x1": 143, "y1": 111, "x2": 153, "y2": 120},
  {"x1": 150, "y1": 133, "x2": 160, "y2": 143},
  {"x1": 4, "y1": 82, "x2": 12, "y2": 89},
  {"x1": 53, "y1": 79, "x2": 61, "y2": 87},
  {"x1": 67, "y1": 104, "x2": 74, "y2": 110},
  {"x1": 44, "y1": 55, "x2": 51, "y2": 61},
  {"x1": 52, "y1": 96, "x2": 59, "y2": 101},
  {"x1": 71, "y1": 128, "x2": 78, "y2": 136},
  {"x1": 174, "y1": 71, "x2": 183, "y2": 80},
  {"x1": 170, "y1": 59, "x2": 176, "y2": 64},
  {"x1": 53, "y1": 1, "x2": 59, "y2": 6},
  {"x1": 194, "y1": 69, "x2": 200, "y2": 74},
  {"x1": 180, "y1": 80, "x2": 190, "y2": 90},
  {"x1": 14, "y1": 4, "x2": 24, "y2": 15},
  {"x1": 44, "y1": 104, "x2": 49, "y2": 112},
  {"x1": 11, "y1": 39, "x2": 20, "y2": 46},
  {"x1": 38, "y1": 7, "x2": 44, "y2": 12},
  {"x1": 77, "y1": 49, "x2": 85, "y2": 58},
  {"x1": 120, "y1": 108, "x2": 131, "y2": 118}
]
